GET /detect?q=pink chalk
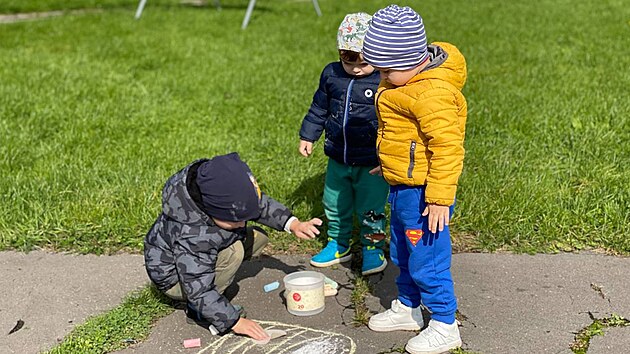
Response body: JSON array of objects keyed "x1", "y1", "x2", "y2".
[{"x1": 183, "y1": 338, "x2": 201, "y2": 348}]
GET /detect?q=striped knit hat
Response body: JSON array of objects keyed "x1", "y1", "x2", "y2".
[{"x1": 363, "y1": 5, "x2": 428, "y2": 70}]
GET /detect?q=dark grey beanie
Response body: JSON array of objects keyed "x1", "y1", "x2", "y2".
[{"x1": 196, "y1": 153, "x2": 261, "y2": 222}]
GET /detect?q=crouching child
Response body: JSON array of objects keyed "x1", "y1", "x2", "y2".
[{"x1": 144, "y1": 153, "x2": 322, "y2": 342}]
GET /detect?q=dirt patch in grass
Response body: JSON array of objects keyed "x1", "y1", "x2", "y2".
[{"x1": 0, "y1": 8, "x2": 102, "y2": 24}]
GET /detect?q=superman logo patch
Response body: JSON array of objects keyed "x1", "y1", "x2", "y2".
[{"x1": 405, "y1": 229, "x2": 423, "y2": 246}]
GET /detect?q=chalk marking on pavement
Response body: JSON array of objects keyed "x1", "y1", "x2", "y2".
[
  {"x1": 197, "y1": 320, "x2": 356, "y2": 354},
  {"x1": 266, "y1": 328, "x2": 308, "y2": 352}
]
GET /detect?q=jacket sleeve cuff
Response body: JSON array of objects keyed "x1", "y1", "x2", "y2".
[
  {"x1": 224, "y1": 317, "x2": 240, "y2": 333},
  {"x1": 284, "y1": 216, "x2": 298, "y2": 233},
  {"x1": 210, "y1": 309, "x2": 240, "y2": 335},
  {"x1": 424, "y1": 197, "x2": 454, "y2": 206},
  {"x1": 425, "y1": 184, "x2": 457, "y2": 206}
]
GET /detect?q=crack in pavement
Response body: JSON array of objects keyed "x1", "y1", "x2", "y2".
[
  {"x1": 569, "y1": 312, "x2": 630, "y2": 353},
  {"x1": 568, "y1": 284, "x2": 630, "y2": 353}
]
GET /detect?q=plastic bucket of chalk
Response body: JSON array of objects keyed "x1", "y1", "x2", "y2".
[{"x1": 283, "y1": 271, "x2": 325, "y2": 316}]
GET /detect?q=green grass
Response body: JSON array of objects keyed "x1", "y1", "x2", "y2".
[
  {"x1": 570, "y1": 313, "x2": 630, "y2": 354},
  {"x1": 450, "y1": 349, "x2": 481, "y2": 354},
  {"x1": 0, "y1": 0, "x2": 162, "y2": 14},
  {"x1": 1, "y1": 0, "x2": 629, "y2": 255},
  {"x1": 45, "y1": 285, "x2": 173, "y2": 354},
  {"x1": 350, "y1": 275, "x2": 372, "y2": 327}
]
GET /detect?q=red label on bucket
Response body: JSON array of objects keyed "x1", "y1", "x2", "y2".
[{"x1": 293, "y1": 293, "x2": 301, "y2": 302}]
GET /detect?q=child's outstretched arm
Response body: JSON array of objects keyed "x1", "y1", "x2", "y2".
[
  {"x1": 254, "y1": 193, "x2": 322, "y2": 239},
  {"x1": 287, "y1": 217, "x2": 323, "y2": 240},
  {"x1": 232, "y1": 318, "x2": 270, "y2": 341}
]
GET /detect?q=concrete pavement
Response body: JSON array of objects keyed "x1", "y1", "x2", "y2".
[
  {"x1": 0, "y1": 251, "x2": 148, "y2": 354},
  {"x1": 1, "y1": 251, "x2": 628, "y2": 353}
]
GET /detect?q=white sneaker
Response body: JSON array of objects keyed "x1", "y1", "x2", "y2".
[
  {"x1": 406, "y1": 319, "x2": 462, "y2": 354},
  {"x1": 368, "y1": 299, "x2": 424, "y2": 332}
]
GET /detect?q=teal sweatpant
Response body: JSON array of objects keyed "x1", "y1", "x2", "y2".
[{"x1": 323, "y1": 159, "x2": 389, "y2": 248}]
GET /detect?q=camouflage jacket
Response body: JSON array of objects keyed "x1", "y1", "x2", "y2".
[{"x1": 144, "y1": 159, "x2": 293, "y2": 333}]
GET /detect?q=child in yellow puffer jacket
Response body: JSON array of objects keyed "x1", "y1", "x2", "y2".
[{"x1": 361, "y1": 4, "x2": 467, "y2": 354}]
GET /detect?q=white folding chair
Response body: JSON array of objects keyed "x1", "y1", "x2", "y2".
[
  {"x1": 134, "y1": 0, "x2": 322, "y2": 29},
  {"x1": 241, "y1": 0, "x2": 321, "y2": 29}
]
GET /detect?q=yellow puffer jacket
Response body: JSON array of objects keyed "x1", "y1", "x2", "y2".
[{"x1": 375, "y1": 42, "x2": 467, "y2": 206}]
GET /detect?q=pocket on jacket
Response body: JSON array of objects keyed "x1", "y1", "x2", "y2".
[{"x1": 407, "y1": 140, "x2": 416, "y2": 179}]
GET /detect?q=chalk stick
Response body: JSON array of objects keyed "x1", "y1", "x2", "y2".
[
  {"x1": 251, "y1": 329, "x2": 287, "y2": 345},
  {"x1": 324, "y1": 284, "x2": 338, "y2": 296},
  {"x1": 263, "y1": 281, "x2": 280, "y2": 292},
  {"x1": 324, "y1": 276, "x2": 338, "y2": 289},
  {"x1": 251, "y1": 336, "x2": 270, "y2": 345},
  {"x1": 183, "y1": 338, "x2": 201, "y2": 348},
  {"x1": 268, "y1": 329, "x2": 287, "y2": 340}
]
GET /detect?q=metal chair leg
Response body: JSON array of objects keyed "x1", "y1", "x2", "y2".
[
  {"x1": 312, "y1": 0, "x2": 322, "y2": 17},
  {"x1": 241, "y1": 0, "x2": 257, "y2": 29},
  {"x1": 136, "y1": 0, "x2": 221, "y2": 19},
  {"x1": 135, "y1": 0, "x2": 148, "y2": 19}
]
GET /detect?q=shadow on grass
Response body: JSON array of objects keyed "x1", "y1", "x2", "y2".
[
  {"x1": 289, "y1": 171, "x2": 327, "y2": 248},
  {"x1": 149, "y1": 282, "x2": 178, "y2": 306}
]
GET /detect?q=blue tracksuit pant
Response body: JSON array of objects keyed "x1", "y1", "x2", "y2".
[{"x1": 389, "y1": 185, "x2": 457, "y2": 324}]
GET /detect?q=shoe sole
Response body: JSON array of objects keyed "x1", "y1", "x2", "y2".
[
  {"x1": 405, "y1": 339, "x2": 462, "y2": 354},
  {"x1": 310, "y1": 254, "x2": 352, "y2": 267},
  {"x1": 362, "y1": 258, "x2": 388, "y2": 276},
  {"x1": 368, "y1": 322, "x2": 422, "y2": 332}
]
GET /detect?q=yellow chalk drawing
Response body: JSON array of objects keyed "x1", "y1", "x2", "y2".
[{"x1": 197, "y1": 320, "x2": 356, "y2": 354}]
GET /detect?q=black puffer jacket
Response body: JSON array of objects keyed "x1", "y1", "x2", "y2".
[{"x1": 299, "y1": 62, "x2": 381, "y2": 166}]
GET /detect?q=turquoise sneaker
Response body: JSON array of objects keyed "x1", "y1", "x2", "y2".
[
  {"x1": 310, "y1": 238, "x2": 352, "y2": 267},
  {"x1": 362, "y1": 246, "x2": 387, "y2": 275}
]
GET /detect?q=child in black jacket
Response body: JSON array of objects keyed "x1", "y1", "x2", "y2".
[{"x1": 298, "y1": 13, "x2": 389, "y2": 275}]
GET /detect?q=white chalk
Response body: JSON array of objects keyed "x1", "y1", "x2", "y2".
[
  {"x1": 251, "y1": 329, "x2": 287, "y2": 345},
  {"x1": 324, "y1": 284, "x2": 338, "y2": 296}
]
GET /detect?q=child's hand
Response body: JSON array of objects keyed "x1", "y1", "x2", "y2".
[
  {"x1": 289, "y1": 218, "x2": 322, "y2": 240},
  {"x1": 422, "y1": 204, "x2": 450, "y2": 233},
  {"x1": 299, "y1": 140, "x2": 314, "y2": 157},
  {"x1": 369, "y1": 166, "x2": 382, "y2": 176},
  {"x1": 232, "y1": 318, "x2": 270, "y2": 341}
]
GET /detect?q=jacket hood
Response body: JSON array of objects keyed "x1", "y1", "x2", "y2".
[
  {"x1": 409, "y1": 42, "x2": 467, "y2": 90},
  {"x1": 161, "y1": 159, "x2": 212, "y2": 225}
]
